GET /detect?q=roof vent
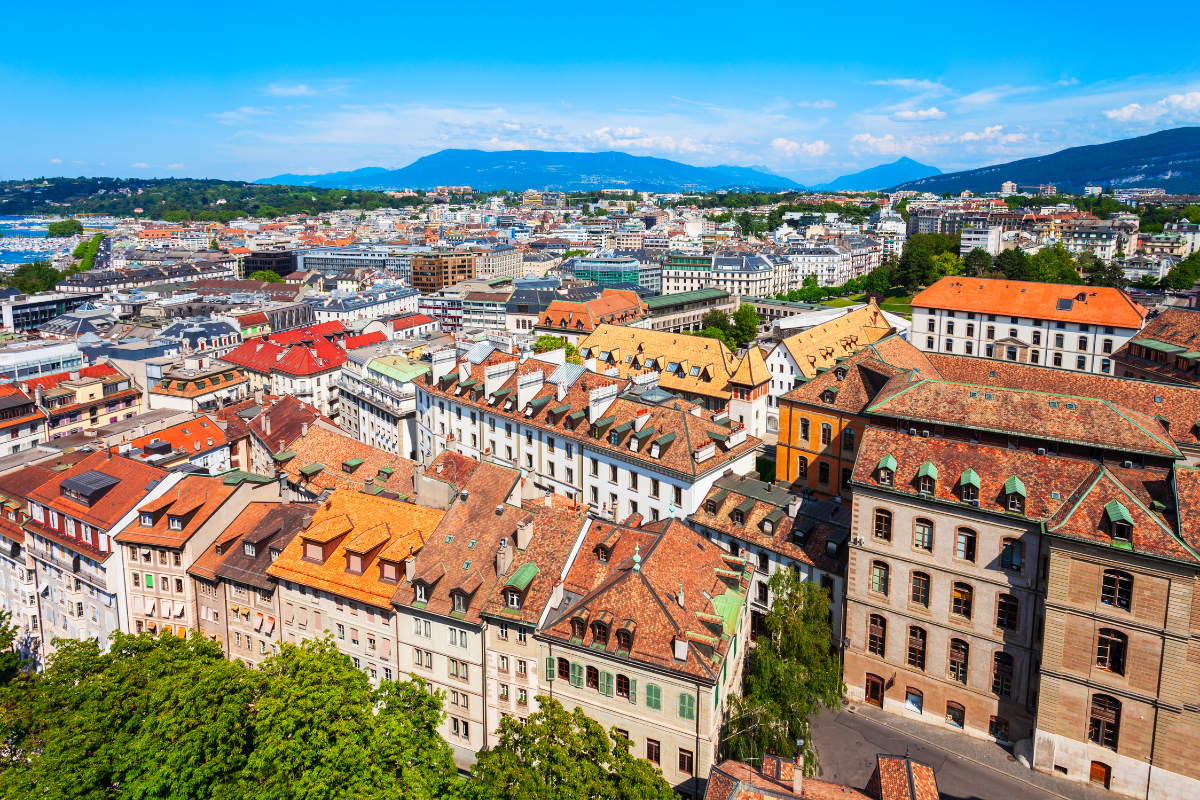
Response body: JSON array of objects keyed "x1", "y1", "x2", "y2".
[
  {"x1": 1123, "y1": 460, "x2": 1133, "y2": 469},
  {"x1": 460, "y1": 489, "x2": 469, "y2": 503}
]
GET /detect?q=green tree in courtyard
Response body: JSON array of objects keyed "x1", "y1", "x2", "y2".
[
  {"x1": 249, "y1": 270, "x2": 283, "y2": 283},
  {"x1": 725, "y1": 569, "x2": 843, "y2": 776},
  {"x1": 962, "y1": 247, "x2": 993, "y2": 278},
  {"x1": 731, "y1": 304, "x2": 761, "y2": 345},
  {"x1": 467, "y1": 696, "x2": 673, "y2": 800}
]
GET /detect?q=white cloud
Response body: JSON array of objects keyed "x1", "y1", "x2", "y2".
[
  {"x1": 850, "y1": 133, "x2": 904, "y2": 155},
  {"x1": 1104, "y1": 92, "x2": 1200, "y2": 123},
  {"x1": 1055, "y1": 77, "x2": 1080, "y2": 87},
  {"x1": 871, "y1": 78, "x2": 948, "y2": 94},
  {"x1": 798, "y1": 99, "x2": 836, "y2": 109},
  {"x1": 955, "y1": 85, "x2": 1041, "y2": 106},
  {"x1": 210, "y1": 106, "x2": 272, "y2": 125},
  {"x1": 130, "y1": 163, "x2": 148, "y2": 168},
  {"x1": 958, "y1": 125, "x2": 1026, "y2": 143},
  {"x1": 50, "y1": 158, "x2": 62, "y2": 164},
  {"x1": 166, "y1": 163, "x2": 184, "y2": 169},
  {"x1": 267, "y1": 84, "x2": 314, "y2": 96},
  {"x1": 770, "y1": 138, "x2": 830, "y2": 158},
  {"x1": 892, "y1": 107, "x2": 947, "y2": 122}
]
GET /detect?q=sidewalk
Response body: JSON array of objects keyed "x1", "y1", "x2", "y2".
[{"x1": 839, "y1": 701, "x2": 1113, "y2": 800}]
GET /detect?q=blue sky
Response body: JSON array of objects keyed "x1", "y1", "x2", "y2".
[{"x1": 3, "y1": 1, "x2": 1198, "y2": 185}]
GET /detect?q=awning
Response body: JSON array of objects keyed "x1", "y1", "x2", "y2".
[
  {"x1": 265, "y1": 616, "x2": 276, "y2": 635},
  {"x1": 255, "y1": 612, "x2": 264, "y2": 631},
  {"x1": 174, "y1": 601, "x2": 185, "y2": 618}
]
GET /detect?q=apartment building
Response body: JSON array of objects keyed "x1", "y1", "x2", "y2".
[
  {"x1": 269, "y1": 489, "x2": 444, "y2": 683},
  {"x1": 538, "y1": 515, "x2": 753, "y2": 799},
  {"x1": 536, "y1": 290, "x2": 651, "y2": 347},
  {"x1": 0, "y1": 384, "x2": 47, "y2": 455},
  {"x1": 1111, "y1": 308, "x2": 1200, "y2": 387},
  {"x1": 781, "y1": 244, "x2": 854, "y2": 287},
  {"x1": 462, "y1": 292, "x2": 513, "y2": 331},
  {"x1": 415, "y1": 348, "x2": 760, "y2": 520},
  {"x1": 308, "y1": 288, "x2": 420, "y2": 326},
  {"x1": 688, "y1": 472, "x2": 847, "y2": 639},
  {"x1": 126, "y1": 415, "x2": 231, "y2": 474},
  {"x1": 222, "y1": 334, "x2": 346, "y2": 419},
  {"x1": 23, "y1": 451, "x2": 172, "y2": 659},
  {"x1": 473, "y1": 244, "x2": 521, "y2": 281},
  {"x1": 959, "y1": 226, "x2": 1002, "y2": 257},
  {"x1": 412, "y1": 249, "x2": 477, "y2": 293},
  {"x1": 764, "y1": 302, "x2": 897, "y2": 435},
  {"x1": 911, "y1": 277, "x2": 1147, "y2": 375},
  {"x1": 246, "y1": 395, "x2": 336, "y2": 477},
  {"x1": 114, "y1": 473, "x2": 278, "y2": 638},
  {"x1": 25, "y1": 363, "x2": 142, "y2": 441},
  {"x1": 146, "y1": 359, "x2": 249, "y2": 414},
  {"x1": 480, "y1": 493, "x2": 584, "y2": 738},
  {"x1": 189, "y1": 500, "x2": 311, "y2": 666},
  {"x1": 0, "y1": 466, "x2": 54, "y2": 665}
]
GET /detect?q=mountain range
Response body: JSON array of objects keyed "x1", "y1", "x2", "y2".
[
  {"x1": 888, "y1": 127, "x2": 1200, "y2": 195},
  {"x1": 813, "y1": 157, "x2": 941, "y2": 190},
  {"x1": 256, "y1": 151, "x2": 806, "y2": 192}
]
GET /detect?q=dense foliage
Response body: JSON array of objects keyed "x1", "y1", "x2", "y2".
[
  {"x1": 0, "y1": 178, "x2": 422, "y2": 222},
  {"x1": 5, "y1": 259, "x2": 63, "y2": 295},
  {"x1": 533, "y1": 334, "x2": 582, "y2": 364},
  {"x1": 693, "y1": 303, "x2": 760, "y2": 349},
  {"x1": 724, "y1": 569, "x2": 843, "y2": 775},
  {"x1": 249, "y1": 270, "x2": 283, "y2": 283},
  {"x1": 466, "y1": 697, "x2": 674, "y2": 800},
  {"x1": 45, "y1": 219, "x2": 83, "y2": 237}
]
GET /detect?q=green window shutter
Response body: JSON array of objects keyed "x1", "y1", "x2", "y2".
[
  {"x1": 646, "y1": 683, "x2": 661, "y2": 710},
  {"x1": 145, "y1": 574, "x2": 154, "y2": 588},
  {"x1": 602, "y1": 671, "x2": 614, "y2": 697},
  {"x1": 569, "y1": 663, "x2": 583, "y2": 687},
  {"x1": 546, "y1": 657, "x2": 555, "y2": 679},
  {"x1": 629, "y1": 678, "x2": 637, "y2": 704},
  {"x1": 679, "y1": 693, "x2": 695, "y2": 720}
]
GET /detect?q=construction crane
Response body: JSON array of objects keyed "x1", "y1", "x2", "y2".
[{"x1": 1020, "y1": 184, "x2": 1057, "y2": 196}]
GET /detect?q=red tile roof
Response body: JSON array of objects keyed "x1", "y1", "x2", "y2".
[
  {"x1": 130, "y1": 415, "x2": 228, "y2": 457},
  {"x1": 911, "y1": 277, "x2": 1147, "y2": 328},
  {"x1": 26, "y1": 451, "x2": 167, "y2": 531},
  {"x1": 21, "y1": 363, "x2": 123, "y2": 395},
  {"x1": 342, "y1": 331, "x2": 387, "y2": 351},
  {"x1": 114, "y1": 475, "x2": 238, "y2": 547},
  {"x1": 393, "y1": 314, "x2": 436, "y2": 330}
]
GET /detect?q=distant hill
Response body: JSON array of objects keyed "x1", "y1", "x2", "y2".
[
  {"x1": 888, "y1": 127, "x2": 1200, "y2": 195},
  {"x1": 814, "y1": 157, "x2": 940, "y2": 191},
  {"x1": 255, "y1": 150, "x2": 805, "y2": 192}
]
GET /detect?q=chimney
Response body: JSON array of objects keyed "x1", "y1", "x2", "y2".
[
  {"x1": 677, "y1": 583, "x2": 685, "y2": 608},
  {"x1": 496, "y1": 537, "x2": 512, "y2": 575},
  {"x1": 673, "y1": 637, "x2": 688, "y2": 661},
  {"x1": 301, "y1": 422, "x2": 309, "y2": 436},
  {"x1": 556, "y1": 381, "x2": 568, "y2": 402},
  {"x1": 431, "y1": 348, "x2": 456, "y2": 384},
  {"x1": 34, "y1": 385, "x2": 42, "y2": 407},
  {"x1": 405, "y1": 554, "x2": 416, "y2": 583},
  {"x1": 634, "y1": 408, "x2": 651, "y2": 431},
  {"x1": 515, "y1": 514, "x2": 534, "y2": 550},
  {"x1": 458, "y1": 360, "x2": 471, "y2": 384},
  {"x1": 485, "y1": 360, "x2": 519, "y2": 397},
  {"x1": 517, "y1": 369, "x2": 545, "y2": 408},
  {"x1": 550, "y1": 577, "x2": 564, "y2": 609},
  {"x1": 544, "y1": 490, "x2": 554, "y2": 508},
  {"x1": 254, "y1": 388, "x2": 263, "y2": 404},
  {"x1": 69, "y1": 370, "x2": 79, "y2": 381},
  {"x1": 793, "y1": 754, "x2": 804, "y2": 796},
  {"x1": 263, "y1": 414, "x2": 271, "y2": 436},
  {"x1": 588, "y1": 383, "x2": 618, "y2": 422}
]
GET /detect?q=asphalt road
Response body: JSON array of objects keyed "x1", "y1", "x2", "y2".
[{"x1": 809, "y1": 706, "x2": 1112, "y2": 800}]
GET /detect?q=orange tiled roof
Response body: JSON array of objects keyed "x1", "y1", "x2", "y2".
[
  {"x1": 130, "y1": 415, "x2": 228, "y2": 456},
  {"x1": 114, "y1": 474, "x2": 237, "y2": 547},
  {"x1": 911, "y1": 277, "x2": 1147, "y2": 328}
]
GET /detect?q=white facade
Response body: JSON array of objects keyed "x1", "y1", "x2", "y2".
[{"x1": 959, "y1": 226, "x2": 1003, "y2": 257}]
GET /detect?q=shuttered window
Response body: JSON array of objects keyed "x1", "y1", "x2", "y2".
[
  {"x1": 569, "y1": 662, "x2": 583, "y2": 687},
  {"x1": 907, "y1": 627, "x2": 926, "y2": 670},
  {"x1": 645, "y1": 683, "x2": 662, "y2": 710},
  {"x1": 678, "y1": 692, "x2": 696, "y2": 720}
]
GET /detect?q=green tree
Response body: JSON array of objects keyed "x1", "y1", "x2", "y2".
[
  {"x1": 0, "y1": 610, "x2": 24, "y2": 687},
  {"x1": 46, "y1": 219, "x2": 83, "y2": 237},
  {"x1": 1159, "y1": 251, "x2": 1200, "y2": 290},
  {"x1": 695, "y1": 327, "x2": 737, "y2": 350},
  {"x1": 1083, "y1": 258, "x2": 1127, "y2": 288},
  {"x1": 962, "y1": 247, "x2": 993, "y2": 278},
  {"x1": 896, "y1": 247, "x2": 936, "y2": 291},
  {"x1": 533, "y1": 335, "x2": 581, "y2": 365},
  {"x1": 249, "y1": 270, "x2": 283, "y2": 283},
  {"x1": 731, "y1": 303, "x2": 761, "y2": 345},
  {"x1": 931, "y1": 251, "x2": 961, "y2": 280},
  {"x1": 1025, "y1": 242, "x2": 1082, "y2": 284},
  {"x1": 861, "y1": 264, "x2": 893, "y2": 295},
  {"x1": 467, "y1": 696, "x2": 673, "y2": 800},
  {"x1": 6, "y1": 259, "x2": 62, "y2": 294},
  {"x1": 725, "y1": 571, "x2": 843, "y2": 775},
  {"x1": 995, "y1": 248, "x2": 1035, "y2": 281},
  {"x1": 701, "y1": 309, "x2": 731, "y2": 331}
]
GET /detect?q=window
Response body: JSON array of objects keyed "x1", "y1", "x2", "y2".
[
  {"x1": 952, "y1": 583, "x2": 973, "y2": 619},
  {"x1": 818, "y1": 461, "x2": 830, "y2": 486},
  {"x1": 955, "y1": 528, "x2": 976, "y2": 562},
  {"x1": 1089, "y1": 695, "x2": 1121, "y2": 750},
  {"x1": 990, "y1": 716, "x2": 1010, "y2": 742},
  {"x1": 877, "y1": 466, "x2": 891, "y2": 485},
  {"x1": 1076, "y1": 355, "x2": 1086, "y2": 370},
  {"x1": 996, "y1": 594, "x2": 1019, "y2": 631},
  {"x1": 1079, "y1": 336, "x2": 1088, "y2": 351},
  {"x1": 946, "y1": 702, "x2": 965, "y2": 728},
  {"x1": 1053, "y1": 352, "x2": 1063, "y2": 367},
  {"x1": 645, "y1": 683, "x2": 662, "y2": 710},
  {"x1": 616, "y1": 629, "x2": 632, "y2": 651},
  {"x1": 1100, "y1": 569, "x2": 1133, "y2": 611},
  {"x1": 1096, "y1": 628, "x2": 1127, "y2": 674},
  {"x1": 571, "y1": 619, "x2": 585, "y2": 639},
  {"x1": 926, "y1": 336, "x2": 934, "y2": 350},
  {"x1": 910, "y1": 572, "x2": 930, "y2": 607},
  {"x1": 679, "y1": 748, "x2": 694, "y2": 775},
  {"x1": 616, "y1": 673, "x2": 629, "y2": 698},
  {"x1": 757, "y1": 582, "x2": 768, "y2": 603},
  {"x1": 913, "y1": 519, "x2": 933, "y2": 551},
  {"x1": 842, "y1": 428, "x2": 855, "y2": 452},
  {"x1": 1000, "y1": 539, "x2": 1023, "y2": 571},
  {"x1": 870, "y1": 561, "x2": 890, "y2": 596},
  {"x1": 1103, "y1": 338, "x2": 1113, "y2": 354},
  {"x1": 800, "y1": 418, "x2": 810, "y2": 442},
  {"x1": 646, "y1": 738, "x2": 660, "y2": 765},
  {"x1": 868, "y1": 614, "x2": 887, "y2": 657},
  {"x1": 992, "y1": 652, "x2": 1014, "y2": 697},
  {"x1": 678, "y1": 692, "x2": 696, "y2": 720},
  {"x1": 1055, "y1": 333, "x2": 1064, "y2": 348},
  {"x1": 820, "y1": 423, "x2": 831, "y2": 446},
  {"x1": 907, "y1": 627, "x2": 926, "y2": 670},
  {"x1": 986, "y1": 326, "x2": 995, "y2": 340},
  {"x1": 557, "y1": 657, "x2": 570, "y2": 680},
  {"x1": 874, "y1": 509, "x2": 892, "y2": 542},
  {"x1": 593, "y1": 621, "x2": 609, "y2": 645},
  {"x1": 586, "y1": 665, "x2": 599, "y2": 690},
  {"x1": 948, "y1": 639, "x2": 969, "y2": 684}
]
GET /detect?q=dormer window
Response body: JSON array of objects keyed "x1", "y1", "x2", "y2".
[
  {"x1": 140, "y1": 513, "x2": 153, "y2": 526},
  {"x1": 269, "y1": 548, "x2": 280, "y2": 562},
  {"x1": 346, "y1": 553, "x2": 364, "y2": 575},
  {"x1": 593, "y1": 621, "x2": 609, "y2": 645},
  {"x1": 168, "y1": 516, "x2": 182, "y2": 531},
  {"x1": 453, "y1": 592, "x2": 467, "y2": 614},
  {"x1": 705, "y1": 500, "x2": 717, "y2": 514},
  {"x1": 303, "y1": 540, "x2": 324, "y2": 562},
  {"x1": 616, "y1": 629, "x2": 632, "y2": 651},
  {"x1": 1105, "y1": 500, "x2": 1133, "y2": 541},
  {"x1": 763, "y1": 520, "x2": 773, "y2": 534},
  {"x1": 876, "y1": 454, "x2": 896, "y2": 486},
  {"x1": 609, "y1": 430, "x2": 619, "y2": 445},
  {"x1": 1004, "y1": 476, "x2": 1026, "y2": 514},
  {"x1": 506, "y1": 589, "x2": 522, "y2": 609},
  {"x1": 917, "y1": 461, "x2": 938, "y2": 495},
  {"x1": 379, "y1": 561, "x2": 398, "y2": 583},
  {"x1": 918, "y1": 476, "x2": 934, "y2": 494},
  {"x1": 414, "y1": 583, "x2": 427, "y2": 603},
  {"x1": 878, "y1": 469, "x2": 893, "y2": 486},
  {"x1": 596, "y1": 545, "x2": 609, "y2": 563},
  {"x1": 243, "y1": 543, "x2": 256, "y2": 557},
  {"x1": 732, "y1": 509, "x2": 745, "y2": 525},
  {"x1": 571, "y1": 619, "x2": 585, "y2": 639}
]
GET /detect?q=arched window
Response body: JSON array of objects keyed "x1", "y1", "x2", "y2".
[
  {"x1": 914, "y1": 519, "x2": 933, "y2": 551},
  {"x1": 996, "y1": 594, "x2": 1019, "y2": 630},
  {"x1": 992, "y1": 652, "x2": 1014, "y2": 697},
  {"x1": 1096, "y1": 629, "x2": 1127, "y2": 674},
  {"x1": 945, "y1": 701, "x2": 965, "y2": 728},
  {"x1": 800, "y1": 418, "x2": 810, "y2": 442},
  {"x1": 874, "y1": 509, "x2": 893, "y2": 542},
  {"x1": 586, "y1": 665, "x2": 600, "y2": 690},
  {"x1": 1001, "y1": 538, "x2": 1023, "y2": 571},
  {"x1": 868, "y1": 614, "x2": 887, "y2": 657},
  {"x1": 955, "y1": 528, "x2": 977, "y2": 562},
  {"x1": 557, "y1": 657, "x2": 570, "y2": 680},
  {"x1": 820, "y1": 423, "x2": 832, "y2": 446},
  {"x1": 571, "y1": 620, "x2": 585, "y2": 639},
  {"x1": 1089, "y1": 695, "x2": 1121, "y2": 750},
  {"x1": 616, "y1": 629, "x2": 632, "y2": 652},
  {"x1": 952, "y1": 583, "x2": 973, "y2": 619},
  {"x1": 796, "y1": 456, "x2": 808, "y2": 478},
  {"x1": 910, "y1": 572, "x2": 930, "y2": 606},
  {"x1": 989, "y1": 716, "x2": 1010, "y2": 742},
  {"x1": 616, "y1": 674, "x2": 630, "y2": 698},
  {"x1": 907, "y1": 626, "x2": 926, "y2": 670},
  {"x1": 1101, "y1": 569, "x2": 1133, "y2": 611},
  {"x1": 593, "y1": 621, "x2": 608, "y2": 645},
  {"x1": 948, "y1": 639, "x2": 969, "y2": 684},
  {"x1": 871, "y1": 561, "x2": 890, "y2": 596}
]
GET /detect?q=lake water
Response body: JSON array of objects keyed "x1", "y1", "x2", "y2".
[{"x1": 0, "y1": 216, "x2": 62, "y2": 264}]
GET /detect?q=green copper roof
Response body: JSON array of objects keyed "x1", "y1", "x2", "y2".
[
  {"x1": 917, "y1": 461, "x2": 938, "y2": 480},
  {"x1": 1104, "y1": 499, "x2": 1133, "y2": 526},
  {"x1": 877, "y1": 454, "x2": 897, "y2": 472},
  {"x1": 1004, "y1": 475, "x2": 1026, "y2": 497},
  {"x1": 959, "y1": 468, "x2": 980, "y2": 489},
  {"x1": 299, "y1": 463, "x2": 325, "y2": 477},
  {"x1": 505, "y1": 562, "x2": 540, "y2": 590}
]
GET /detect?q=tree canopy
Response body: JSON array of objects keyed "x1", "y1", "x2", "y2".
[
  {"x1": 724, "y1": 570, "x2": 843, "y2": 775},
  {"x1": 533, "y1": 334, "x2": 581, "y2": 364},
  {"x1": 249, "y1": 270, "x2": 283, "y2": 283},
  {"x1": 5, "y1": 259, "x2": 62, "y2": 294},
  {"x1": 45, "y1": 219, "x2": 83, "y2": 237},
  {"x1": 467, "y1": 696, "x2": 674, "y2": 800}
]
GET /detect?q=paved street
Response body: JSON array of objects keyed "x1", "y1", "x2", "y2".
[{"x1": 809, "y1": 704, "x2": 1114, "y2": 800}]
